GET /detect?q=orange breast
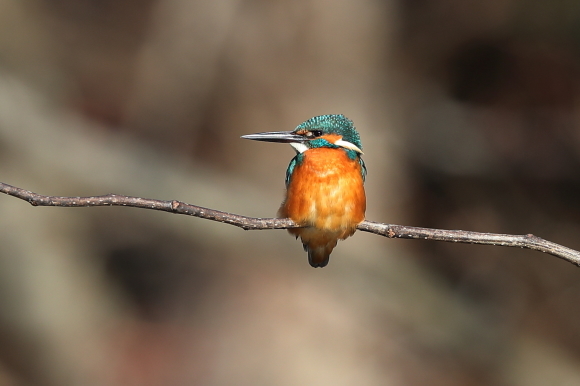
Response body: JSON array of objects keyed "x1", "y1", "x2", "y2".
[{"x1": 278, "y1": 147, "x2": 366, "y2": 238}]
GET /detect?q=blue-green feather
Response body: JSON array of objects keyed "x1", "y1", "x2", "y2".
[
  {"x1": 359, "y1": 157, "x2": 367, "y2": 182},
  {"x1": 285, "y1": 153, "x2": 303, "y2": 187},
  {"x1": 307, "y1": 138, "x2": 337, "y2": 149}
]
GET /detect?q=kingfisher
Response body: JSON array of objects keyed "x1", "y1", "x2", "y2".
[{"x1": 241, "y1": 114, "x2": 366, "y2": 267}]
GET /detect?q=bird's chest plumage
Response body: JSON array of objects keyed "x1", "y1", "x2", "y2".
[{"x1": 279, "y1": 148, "x2": 366, "y2": 233}]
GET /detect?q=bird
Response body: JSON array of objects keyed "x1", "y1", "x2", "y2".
[{"x1": 241, "y1": 114, "x2": 366, "y2": 267}]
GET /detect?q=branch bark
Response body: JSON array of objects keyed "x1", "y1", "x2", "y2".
[{"x1": 1, "y1": 181, "x2": 579, "y2": 266}]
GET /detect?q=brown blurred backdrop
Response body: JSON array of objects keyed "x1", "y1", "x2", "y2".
[{"x1": 1, "y1": 0, "x2": 580, "y2": 385}]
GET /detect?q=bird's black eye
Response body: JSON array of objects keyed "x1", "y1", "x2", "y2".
[{"x1": 309, "y1": 130, "x2": 323, "y2": 137}]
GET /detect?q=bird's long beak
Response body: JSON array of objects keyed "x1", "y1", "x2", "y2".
[{"x1": 241, "y1": 131, "x2": 307, "y2": 143}]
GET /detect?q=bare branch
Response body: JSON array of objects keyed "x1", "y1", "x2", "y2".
[
  {"x1": 356, "y1": 222, "x2": 580, "y2": 266},
  {"x1": 0, "y1": 182, "x2": 296, "y2": 231},
  {"x1": 1, "y1": 181, "x2": 579, "y2": 266}
]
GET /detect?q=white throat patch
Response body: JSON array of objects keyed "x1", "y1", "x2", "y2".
[
  {"x1": 290, "y1": 139, "x2": 363, "y2": 154},
  {"x1": 290, "y1": 142, "x2": 309, "y2": 153}
]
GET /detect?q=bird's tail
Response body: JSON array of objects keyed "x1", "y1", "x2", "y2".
[
  {"x1": 306, "y1": 244, "x2": 334, "y2": 268},
  {"x1": 296, "y1": 228, "x2": 351, "y2": 268}
]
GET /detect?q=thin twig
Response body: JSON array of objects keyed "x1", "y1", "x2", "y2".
[
  {"x1": 356, "y1": 222, "x2": 580, "y2": 266},
  {"x1": 0, "y1": 182, "x2": 296, "y2": 230},
  {"x1": 1, "y1": 181, "x2": 579, "y2": 266}
]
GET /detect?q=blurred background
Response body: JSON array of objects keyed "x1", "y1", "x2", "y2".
[{"x1": 1, "y1": 0, "x2": 580, "y2": 385}]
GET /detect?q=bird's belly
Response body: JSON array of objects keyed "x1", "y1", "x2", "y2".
[
  {"x1": 279, "y1": 150, "x2": 366, "y2": 236},
  {"x1": 285, "y1": 179, "x2": 364, "y2": 232}
]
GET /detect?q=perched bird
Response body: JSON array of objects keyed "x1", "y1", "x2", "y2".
[{"x1": 241, "y1": 114, "x2": 366, "y2": 267}]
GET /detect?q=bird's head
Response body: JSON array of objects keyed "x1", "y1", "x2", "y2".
[{"x1": 241, "y1": 114, "x2": 363, "y2": 154}]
